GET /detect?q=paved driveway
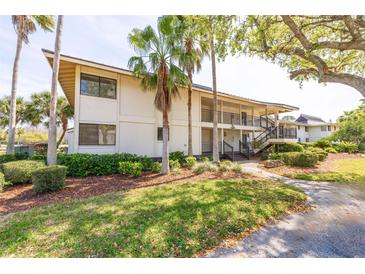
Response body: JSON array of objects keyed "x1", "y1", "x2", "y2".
[{"x1": 207, "y1": 162, "x2": 365, "y2": 258}]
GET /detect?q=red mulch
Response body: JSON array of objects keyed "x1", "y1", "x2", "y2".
[
  {"x1": 260, "y1": 153, "x2": 365, "y2": 176},
  {"x1": 0, "y1": 169, "x2": 253, "y2": 215}
]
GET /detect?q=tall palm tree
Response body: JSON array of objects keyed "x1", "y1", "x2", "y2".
[
  {"x1": 7, "y1": 15, "x2": 54, "y2": 154},
  {"x1": 48, "y1": 15, "x2": 64, "y2": 165},
  {"x1": 25, "y1": 91, "x2": 73, "y2": 148},
  {"x1": 128, "y1": 16, "x2": 189, "y2": 174},
  {"x1": 177, "y1": 16, "x2": 208, "y2": 156}
]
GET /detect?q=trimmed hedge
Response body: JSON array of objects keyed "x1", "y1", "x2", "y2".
[
  {"x1": 278, "y1": 143, "x2": 304, "y2": 152},
  {"x1": 119, "y1": 161, "x2": 143, "y2": 177},
  {"x1": 0, "y1": 172, "x2": 7, "y2": 192},
  {"x1": 333, "y1": 141, "x2": 359, "y2": 153},
  {"x1": 57, "y1": 153, "x2": 154, "y2": 177},
  {"x1": 0, "y1": 152, "x2": 29, "y2": 165},
  {"x1": 2, "y1": 160, "x2": 45, "y2": 184},
  {"x1": 32, "y1": 165, "x2": 67, "y2": 193},
  {"x1": 271, "y1": 152, "x2": 319, "y2": 167},
  {"x1": 169, "y1": 151, "x2": 185, "y2": 165}
]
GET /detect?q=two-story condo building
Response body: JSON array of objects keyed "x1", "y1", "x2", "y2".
[
  {"x1": 43, "y1": 49, "x2": 300, "y2": 160},
  {"x1": 279, "y1": 114, "x2": 338, "y2": 143}
]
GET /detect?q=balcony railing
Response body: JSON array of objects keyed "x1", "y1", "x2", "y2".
[{"x1": 202, "y1": 109, "x2": 264, "y2": 127}]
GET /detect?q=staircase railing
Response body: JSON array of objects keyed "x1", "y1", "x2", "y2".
[
  {"x1": 223, "y1": 141, "x2": 234, "y2": 161},
  {"x1": 239, "y1": 140, "x2": 250, "y2": 160},
  {"x1": 253, "y1": 126, "x2": 278, "y2": 149}
]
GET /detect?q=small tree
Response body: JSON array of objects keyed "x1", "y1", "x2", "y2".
[
  {"x1": 128, "y1": 16, "x2": 189, "y2": 174},
  {"x1": 0, "y1": 96, "x2": 27, "y2": 129}
]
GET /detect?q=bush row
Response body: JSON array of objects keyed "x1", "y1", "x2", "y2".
[
  {"x1": 1, "y1": 160, "x2": 67, "y2": 193},
  {"x1": 270, "y1": 152, "x2": 319, "y2": 167}
]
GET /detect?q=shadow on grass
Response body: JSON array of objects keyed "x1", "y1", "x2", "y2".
[{"x1": 0, "y1": 179, "x2": 306, "y2": 258}]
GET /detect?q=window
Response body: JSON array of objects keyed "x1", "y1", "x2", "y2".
[
  {"x1": 328, "y1": 126, "x2": 331, "y2": 131},
  {"x1": 321, "y1": 126, "x2": 327, "y2": 132},
  {"x1": 305, "y1": 138, "x2": 309, "y2": 142},
  {"x1": 80, "y1": 73, "x2": 116, "y2": 99},
  {"x1": 305, "y1": 126, "x2": 309, "y2": 132},
  {"x1": 157, "y1": 127, "x2": 169, "y2": 141},
  {"x1": 298, "y1": 138, "x2": 301, "y2": 142},
  {"x1": 79, "y1": 123, "x2": 116, "y2": 145},
  {"x1": 298, "y1": 125, "x2": 301, "y2": 130}
]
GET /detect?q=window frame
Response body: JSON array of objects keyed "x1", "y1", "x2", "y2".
[
  {"x1": 79, "y1": 123, "x2": 116, "y2": 146},
  {"x1": 157, "y1": 127, "x2": 170, "y2": 141},
  {"x1": 328, "y1": 125, "x2": 331, "y2": 131},
  {"x1": 321, "y1": 126, "x2": 327, "y2": 132},
  {"x1": 80, "y1": 73, "x2": 117, "y2": 99},
  {"x1": 305, "y1": 126, "x2": 309, "y2": 132}
]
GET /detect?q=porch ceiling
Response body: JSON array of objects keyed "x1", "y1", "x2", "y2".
[{"x1": 45, "y1": 56, "x2": 76, "y2": 107}]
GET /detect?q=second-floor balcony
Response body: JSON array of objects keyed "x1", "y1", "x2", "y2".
[{"x1": 201, "y1": 109, "x2": 272, "y2": 128}]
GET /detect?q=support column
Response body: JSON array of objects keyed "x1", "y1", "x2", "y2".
[
  {"x1": 265, "y1": 107, "x2": 269, "y2": 130},
  {"x1": 220, "y1": 100, "x2": 223, "y2": 124},
  {"x1": 221, "y1": 128, "x2": 224, "y2": 154},
  {"x1": 251, "y1": 107, "x2": 254, "y2": 126}
]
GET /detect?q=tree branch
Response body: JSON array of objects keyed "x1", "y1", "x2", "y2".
[
  {"x1": 343, "y1": 16, "x2": 363, "y2": 40},
  {"x1": 281, "y1": 15, "x2": 312, "y2": 50},
  {"x1": 289, "y1": 68, "x2": 319, "y2": 80}
]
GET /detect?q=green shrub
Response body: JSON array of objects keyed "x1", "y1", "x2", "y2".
[
  {"x1": 305, "y1": 147, "x2": 328, "y2": 161},
  {"x1": 2, "y1": 160, "x2": 45, "y2": 184},
  {"x1": 314, "y1": 139, "x2": 332, "y2": 149},
  {"x1": 218, "y1": 160, "x2": 232, "y2": 172},
  {"x1": 30, "y1": 154, "x2": 47, "y2": 162},
  {"x1": 169, "y1": 159, "x2": 181, "y2": 170},
  {"x1": 231, "y1": 163, "x2": 243, "y2": 173},
  {"x1": 200, "y1": 156, "x2": 210, "y2": 162},
  {"x1": 268, "y1": 152, "x2": 281, "y2": 160},
  {"x1": 169, "y1": 151, "x2": 185, "y2": 165},
  {"x1": 299, "y1": 142, "x2": 315, "y2": 149},
  {"x1": 185, "y1": 156, "x2": 197, "y2": 169},
  {"x1": 260, "y1": 151, "x2": 270, "y2": 161},
  {"x1": 278, "y1": 143, "x2": 304, "y2": 152},
  {"x1": 0, "y1": 172, "x2": 11, "y2": 192},
  {"x1": 119, "y1": 161, "x2": 143, "y2": 177},
  {"x1": 325, "y1": 147, "x2": 337, "y2": 154},
  {"x1": 32, "y1": 165, "x2": 67, "y2": 193},
  {"x1": 58, "y1": 153, "x2": 152, "y2": 177},
  {"x1": 279, "y1": 152, "x2": 319, "y2": 167},
  {"x1": 0, "y1": 152, "x2": 29, "y2": 165},
  {"x1": 151, "y1": 161, "x2": 161, "y2": 173},
  {"x1": 192, "y1": 162, "x2": 218, "y2": 174},
  {"x1": 33, "y1": 143, "x2": 48, "y2": 155},
  {"x1": 334, "y1": 141, "x2": 359, "y2": 153}
]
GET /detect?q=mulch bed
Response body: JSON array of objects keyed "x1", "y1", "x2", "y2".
[
  {"x1": 259, "y1": 153, "x2": 365, "y2": 176},
  {"x1": 0, "y1": 169, "x2": 253, "y2": 216}
]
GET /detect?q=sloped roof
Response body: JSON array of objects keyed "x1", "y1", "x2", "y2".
[
  {"x1": 295, "y1": 114, "x2": 326, "y2": 124},
  {"x1": 42, "y1": 49, "x2": 298, "y2": 112}
]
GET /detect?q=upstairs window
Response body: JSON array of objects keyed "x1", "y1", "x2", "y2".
[
  {"x1": 80, "y1": 73, "x2": 116, "y2": 99},
  {"x1": 305, "y1": 126, "x2": 309, "y2": 132}
]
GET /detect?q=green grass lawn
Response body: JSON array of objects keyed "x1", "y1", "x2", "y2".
[
  {"x1": 0, "y1": 179, "x2": 306, "y2": 258},
  {"x1": 286, "y1": 158, "x2": 365, "y2": 183}
]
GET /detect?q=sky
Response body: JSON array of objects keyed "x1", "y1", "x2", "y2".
[{"x1": 0, "y1": 15, "x2": 363, "y2": 122}]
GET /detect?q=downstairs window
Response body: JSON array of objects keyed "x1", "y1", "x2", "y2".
[{"x1": 79, "y1": 123, "x2": 116, "y2": 145}]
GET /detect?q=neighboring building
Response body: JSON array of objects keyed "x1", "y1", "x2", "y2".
[
  {"x1": 279, "y1": 114, "x2": 338, "y2": 143},
  {"x1": 43, "y1": 49, "x2": 300, "y2": 160}
]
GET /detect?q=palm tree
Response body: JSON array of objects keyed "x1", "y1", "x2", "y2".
[
  {"x1": 177, "y1": 16, "x2": 208, "y2": 156},
  {"x1": 25, "y1": 91, "x2": 73, "y2": 148},
  {"x1": 7, "y1": 15, "x2": 54, "y2": 154},
  {"x1": 48, "y1": 15, "x2": 64, "y2": 165},
  {"x1": 0, "y1": 96, "x2": 27, "y2": 129},
  {"x1": 128, "y1": 16, "x2": 189, "y2": 174}
]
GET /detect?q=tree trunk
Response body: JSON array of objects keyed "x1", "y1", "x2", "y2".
[
  {"x1": 210, "y1": 36, "x2": 219, "y2": 162},
  {"x1": 161, "y1": 110, "x2": 170, "y2": 174},
  {"x1": 47, "y1": 15, "x2": 64, "y2": 165},
  {"x1": 57, "y1": 128, "x2": 66, "y2": 148},
  {"x1": 6, "y1": 32, "x2": 23, "y2": 154},
  {"x1": 187, "y1": 68, "x2": 193, "y2": 156}
]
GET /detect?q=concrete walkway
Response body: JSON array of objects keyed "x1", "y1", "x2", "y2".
[{"x1": 207, "y1": 162, "x2": 365, "y2": 258}]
